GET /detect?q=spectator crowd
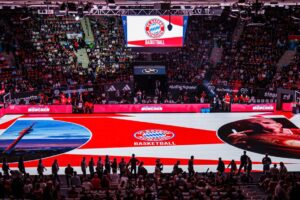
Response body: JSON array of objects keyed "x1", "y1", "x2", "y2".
[
  {"x1": 1, "y1": 151, "x2": 300, "y2": 199},
  {"x1": 0, "y1": 8, "x2": 299, "y2": 109}
]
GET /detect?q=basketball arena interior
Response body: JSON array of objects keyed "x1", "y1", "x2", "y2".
[{"x1": 0, "y1": 0, "x2": 300, "y2": 199}]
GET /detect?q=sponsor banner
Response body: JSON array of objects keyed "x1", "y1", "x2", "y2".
[
  {"x1": 168, "y1": 83, "x2": 198, "y2": 93},
  {"x1": 104, "y1": 82, "x2": 133, "y2": 93},
  {"x1": 231, "y1": 103, "x2": 276, "y2": 112},
  {"x1": 134, "y1": 66, "x2": 166, "y2": 75},
  {"x1": 263, "y1": 90, "x2": 277, "y2": 99},
  {"x1": 282, "y1": 103, "x2": 293, "y2": 112},
  {"x1": 11, "y1": 91, "x2": 40, "y2": 102},
  {"x1": 94, "y1": 104, "x2": 210, "y2": 113},
  {"x1": 3, "y1": 105, "x2": 72, "y2": 114},
  {"x1": 53, "y1": 86, "x2": 94, "y2": 96},
  {"x1": 208, "y1": 85, "x2": 249, "y2": 95},
  {"x1": 66, "y1": 33, "x2": 83, "y2": 39},
  {"x1": 252, "y1": 88, "x2": 275, "y2": 99},
  {"x1": 38, "y1": 9, "x2": 54, "y2": 15}
]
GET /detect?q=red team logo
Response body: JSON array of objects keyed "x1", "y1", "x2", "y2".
[
  {"x1": 134, "y1": 129, "x2": 175, "y2": 141},
  {"x1": 145, "y1": 19, "x2": 165, "y2": 38}
]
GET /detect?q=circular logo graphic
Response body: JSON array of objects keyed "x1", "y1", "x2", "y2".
[
  {"x1": 134, "y1": 129, "x2": 175, "y2": 141},
  {"x1": 217, "y1": 117, "x2": 300, "y2": 159},
  {"x1": 145, "y1": 18, "x2": 165, "y2": 38},
  {"x1": 0, "y1": 119, "x2": 91, "y2": 162},
  {"x1": 240, "y1": 88, "x2": 249, "y2": 94}
]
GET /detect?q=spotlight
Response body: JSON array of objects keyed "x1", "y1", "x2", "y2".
[{"x1": 75, "y1": 16, "x2": 80, "y2": 21}]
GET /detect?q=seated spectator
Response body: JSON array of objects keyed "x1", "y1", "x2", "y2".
[
  {"x1": 68, "y1": 185, "x2": 78, "y2": 198},
  {"x1": 23, "y1": 178, "x2": 33, "y2": 199},
  {"x1": 134, "y1": 181, "x2": 145, "y2": 198},
  {"x1": 270, "y1": 164, "x2": 280, "y2": 177},
  {"x1": 91, "y1": 174, "x2": 101, "y2": 190},
  {"x1": 71, "y1": 171, "x2": 81, "y2": 188},
  {"x1": 274, "y1": 180, "x2": 287, "y2": 200},
  {"x1": 81, "y1": 178, "x2": 93, "y2": 192},
  {"x1": 279, "y1": 162, "x2": 288, "y2": 176},
  {"x1": 110, "y1": 169, "x2": 119, "y2": 189}
]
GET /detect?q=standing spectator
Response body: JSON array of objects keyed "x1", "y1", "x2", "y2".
[
  {"x1": 105, "y1": 155, "x2": 111, "y2": 173},
  {"x1": 111, "y1": 158, "x2": 118, "y2": 172},
  {"x1": 155, "y1": 159, "x2": 163, "y2": 174},
  {"x1": 81, "y1": 157, "x2": 87, "y2": 177},
  {"x1": 89, "y1": 157, "x2": 95, "y2": 177},
  {"x1": 118, "y1": 157, "x2": 126, "y2": 177},
  {"x1": 246, "y1": 157, "x2": 253, "y2": 181},
  {"x1": 262, "y1": 153, "x2": 272, "y2": 174},
  {"x1": 18, "y1": 156, "x2": 25, "y2": 174},
  {"x1": 217, "y1": 157, "x2": 225, "y2": 175},
  {"x1": 227, "y1": 159, "x2": 237, "y2": 174},
  {"x1": 238, "y1": 151, "x2": 248, "y2": 175},
  {"x1": 65, "y1": 164, "x2": 74, "y2": 187},
  {"x1": 96, "y1": 156, "x2": 103, "y2": 178},
  {"x1": 233, "y1": 95, "x2": 239, "y2": 103},
  {"x1": 129, "y1": 154, "x2": 140, "y2": 177},
  {"x1": 37, "y1": 158, "x2": 46, "y2": 178},
  {"x1": 52, "y1": 159, "x2": 60, "y2": 183},
  {"x1": 2, "y1": 158, "x2": 10, "y2": 177},
  {"x1": 188, "y1": 156, "x2": 195, "y2": 176},
  {"x1": 172, "y1": 160, "x2": 182, "y2": 175},
  {"x1": 138, "y1": 162, "x2": 148, "y2": 178},
  {"x1": 224, "y1": 93, "x2": 231, "y2": 111}
]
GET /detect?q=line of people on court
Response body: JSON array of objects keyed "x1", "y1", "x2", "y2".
[{"x1": 1, "y1": 151, "x2": 288, "y2": 180}]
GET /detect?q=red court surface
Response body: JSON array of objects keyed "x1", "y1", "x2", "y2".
[{"x1": 0, "y1": 112, "x2": 300, "y2": 174}]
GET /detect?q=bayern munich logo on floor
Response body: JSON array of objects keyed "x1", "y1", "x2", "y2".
[
  {"x1": 145, "y1": 18, "x2": 165, "y2": 38},
  {"x1": 134, "y1": 129, "x2": 175, "y2": 141}
]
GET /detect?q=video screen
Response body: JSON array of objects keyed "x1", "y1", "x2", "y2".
[{"x1": 122, "y1": 16, "x2": 188, "y2": 47}]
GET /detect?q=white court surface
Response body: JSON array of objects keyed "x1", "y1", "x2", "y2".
[{"x1": 0, "y1": 112, "x2": 300, "y2": 174}]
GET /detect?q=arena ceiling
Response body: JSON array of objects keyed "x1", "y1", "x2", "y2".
[{"x1": 0, "y1": 0, "x2": 299, "y2": 7}]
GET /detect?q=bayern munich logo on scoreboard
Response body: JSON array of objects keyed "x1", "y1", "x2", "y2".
[
  {"x1": 145, "y1": 19, "x2": 165, "y2": 38},
  {"x1": 134, "y1": 129, "x2": 175, "y2": 141}
]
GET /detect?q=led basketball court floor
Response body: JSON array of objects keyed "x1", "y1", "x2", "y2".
[{"x1": 0, "y1": 112, "x2": 300, "y2": 174}]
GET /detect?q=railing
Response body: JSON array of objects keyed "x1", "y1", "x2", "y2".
[{"x1": 1, "y1": 83, "x2": 298, "y2": 107}]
